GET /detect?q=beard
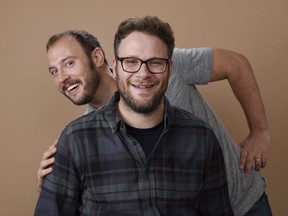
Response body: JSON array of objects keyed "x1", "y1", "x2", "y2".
[
  {"x1": 115, "y1": 69, "x2": 168, "y2": 114},
  {"x1": 63, "y1": 59, "x2": 100, "y2": 106}
]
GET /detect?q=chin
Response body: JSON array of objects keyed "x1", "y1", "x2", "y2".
[
  {"x1": 71, "y1": 100, "x2": 86, "y2": 106},
  {"x1": 67, "y1": 95, "x2": 83, "y2": 105}
]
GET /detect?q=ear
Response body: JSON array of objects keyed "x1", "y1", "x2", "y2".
[
  {"x1": 91, "y1": 47, "x2": 105, "y2": 67},
  {"x1": 112, "y1": 56, "x2": 117, "y2": 78},
  {"x1": 168, "y1": 60, "x2": 173, "y2": 78}
]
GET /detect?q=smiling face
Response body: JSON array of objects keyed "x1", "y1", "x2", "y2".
[
  {"x1": 113, "y1": 32, "x2": 172, "y2": 114},
  {"x1": 47, "y1": 36, "x2": 100, "y2": 105}
]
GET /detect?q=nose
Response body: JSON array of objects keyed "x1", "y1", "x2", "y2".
[
  {"x1": 57, "y1": 69, "x2": 70, "y2": 83},
  {"x1": 136, "y1": 62, "x2": 151, "y2": 78}
]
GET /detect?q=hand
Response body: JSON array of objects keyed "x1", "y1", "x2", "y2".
[
  {"x1": 239, "y1": 130, "x2": 270, "y2": 176},
  {"x1": 36, "y1": 140, "x2": 58, "y2": 193}
]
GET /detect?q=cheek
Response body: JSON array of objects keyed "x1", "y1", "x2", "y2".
[
  {"x1": 53, "y1": 77, "x2": 62, "y2": 90},
  {"x1": 115, "y1": 66, "x2": 135, "y2": 83},
  {"x1": 116, "y1": 75, "x2": 130, "y2": 90},
  {"x1": 73, "y1": 66, "x2": 84, "y2": 77}
]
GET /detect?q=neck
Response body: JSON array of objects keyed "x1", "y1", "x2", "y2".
[
  {"x1": 118, "y1": 99, "x2": 165, "y2": 129},
  {"x1": 90, "y1": 67, "x2": 117, "y2": 109}
]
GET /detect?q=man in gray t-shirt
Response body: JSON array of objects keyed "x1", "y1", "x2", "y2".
[
  {"x1": 37, "y1": 30, "x2": 271, "y2": 215},
  {"x1": 168, "y1": 48, "x2": 268, "y2": 216}
]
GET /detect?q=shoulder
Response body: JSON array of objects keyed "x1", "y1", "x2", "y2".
[
  {"x1": 170, "y1": 105, "x2": 212, "y2": 130},
  {"x1": 171, "y1": 48, "x2": 213, "y2": 84},
  {"x1": 172, "y1": 47, "x2": 213, "y2": 61},
  {"x1": 63, "y1": 105, "x2": 108, "y2": 135}
]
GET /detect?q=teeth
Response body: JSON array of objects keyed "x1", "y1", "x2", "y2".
[
  {"x1": 139, "y1": 85, "x2": 151, "y2": 88},
  {"x1": 67, "y1": 83, "x2": 79, "y2": 91},
  {"x1": 133, "y1": 84, "x2": 153, "y2": 88}
]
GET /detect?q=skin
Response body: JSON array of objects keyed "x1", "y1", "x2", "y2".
[
  {"x1": 47, "y1": 36, "x2": 117, "y2": 108},
  {"x1": 36, "y1": 36, "x2": 270, "y2": 192},
  {"x1": 48, "y1": 37, "x2": 100, "y2": 105},
  {"x1": 114, "y1": 32, "x2": 172, "y2": 128}
]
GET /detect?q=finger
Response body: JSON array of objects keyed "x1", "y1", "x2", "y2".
[
  {"x1": 244, "y1": 150, "x2": 258, "y2": 176},
  {"x1": 40, "y1": 157, "x2": 55, "y2": 169},
  {"x1": 36, "y1": 166, "x2": 53, "y2": 193},
  {"x1": 254, "y1": 157, "x2": 262, "y2": 171},
  {"x1": 49, "y1": 139, "x2": 58, "y2": 150},
  {"x1": 36, "y1": 179, "x2": 43, "y2": 193},
  {"x1": 244, "y1": 156, "x2": 254, "y2": 176},
  {"x1": 39, "y1": 167, "x2": 53, "y2": 178},
  {"x1": 261, "y1": 160, "x2": 267, "y2": 168},
  {"x1": 42, "y1": 146, "x2": 57, "y2": 161},
  {"x1": 261, "y1": 153, "x2": 268, "y2": 168},
  {"x1": 239, "y1": 150, "x2": 248, "y2": 170},
  {"x1": 36, "y1": 167, "x2": 53, "y2": 193},
  {"x1": 240, "y1": 150, "x2": 252, "y2": 176}
]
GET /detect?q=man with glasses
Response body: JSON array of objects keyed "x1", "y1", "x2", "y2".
[{"x1": 35, "y1": 16, "x2": 234, "y2": 215}]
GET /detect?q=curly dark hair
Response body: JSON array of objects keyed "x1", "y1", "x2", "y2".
[{"x1": 114, "y1": 16, "x2": 175, "y2": 59}]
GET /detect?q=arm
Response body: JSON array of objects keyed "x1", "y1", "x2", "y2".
[
  {"x1": 210, "y1": 48, "x2": 270, "y2": 176},
  {"x1": 35, "y1": 135, "x2": 80, "y2": 215},
  {"x1": 36, "y1": 140, "x2": 58, "y2": 192}
]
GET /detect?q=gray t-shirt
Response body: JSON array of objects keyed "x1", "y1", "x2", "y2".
[
  {"x1": 166, "y1": 48, "x2": 265, "y2": 216},
  {"x1": 86, "y1": 48, "x2": 266, "y2": 216}
]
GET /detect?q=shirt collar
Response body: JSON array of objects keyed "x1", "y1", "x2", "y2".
[{"x1": 85, "y1": 104, "x2": 96, "y2": 114}]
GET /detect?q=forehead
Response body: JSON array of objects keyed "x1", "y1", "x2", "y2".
[
  {"x1": 47, "y1": 37, "x2": 86, "y2": 63},
  {"x1": 118, "y1": 32, "x2": 168, "y2": 58}
]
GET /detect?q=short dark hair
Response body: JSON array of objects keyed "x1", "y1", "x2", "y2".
[
  {"x1": 46, "y1": 30, "x2": 108, "y2": 65},
  {"x1": 114, "y1": 16, "x2": 175, "y2": 59}
]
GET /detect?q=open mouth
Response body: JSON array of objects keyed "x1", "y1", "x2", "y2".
[
  {"x1": 66, "y1": 83, "x2": 80, "y2": 92},
  {"x1": 132, "y1": 84, "x2": 155, "y2": 89}
]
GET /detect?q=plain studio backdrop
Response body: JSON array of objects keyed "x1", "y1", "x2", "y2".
[{"x1": 0, "y1": 1, "x2": 287, "y2": 215}]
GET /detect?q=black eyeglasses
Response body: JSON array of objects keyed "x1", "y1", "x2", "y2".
[{"x1": 116, "y1": 56, "x2": 170, "y2": 74}]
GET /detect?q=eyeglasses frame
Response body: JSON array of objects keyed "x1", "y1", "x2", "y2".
[{"x1": 115, "y1": 56, "x2": 171, "y2": 74}]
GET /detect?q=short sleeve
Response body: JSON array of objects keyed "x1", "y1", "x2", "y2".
[{"x1": 172, "y1": 48, "x2": 213, "y2": 85}]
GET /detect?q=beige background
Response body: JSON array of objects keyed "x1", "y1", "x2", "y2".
[{"x1": 1, "y1": 0, "x2": 287, "y2": 215}]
